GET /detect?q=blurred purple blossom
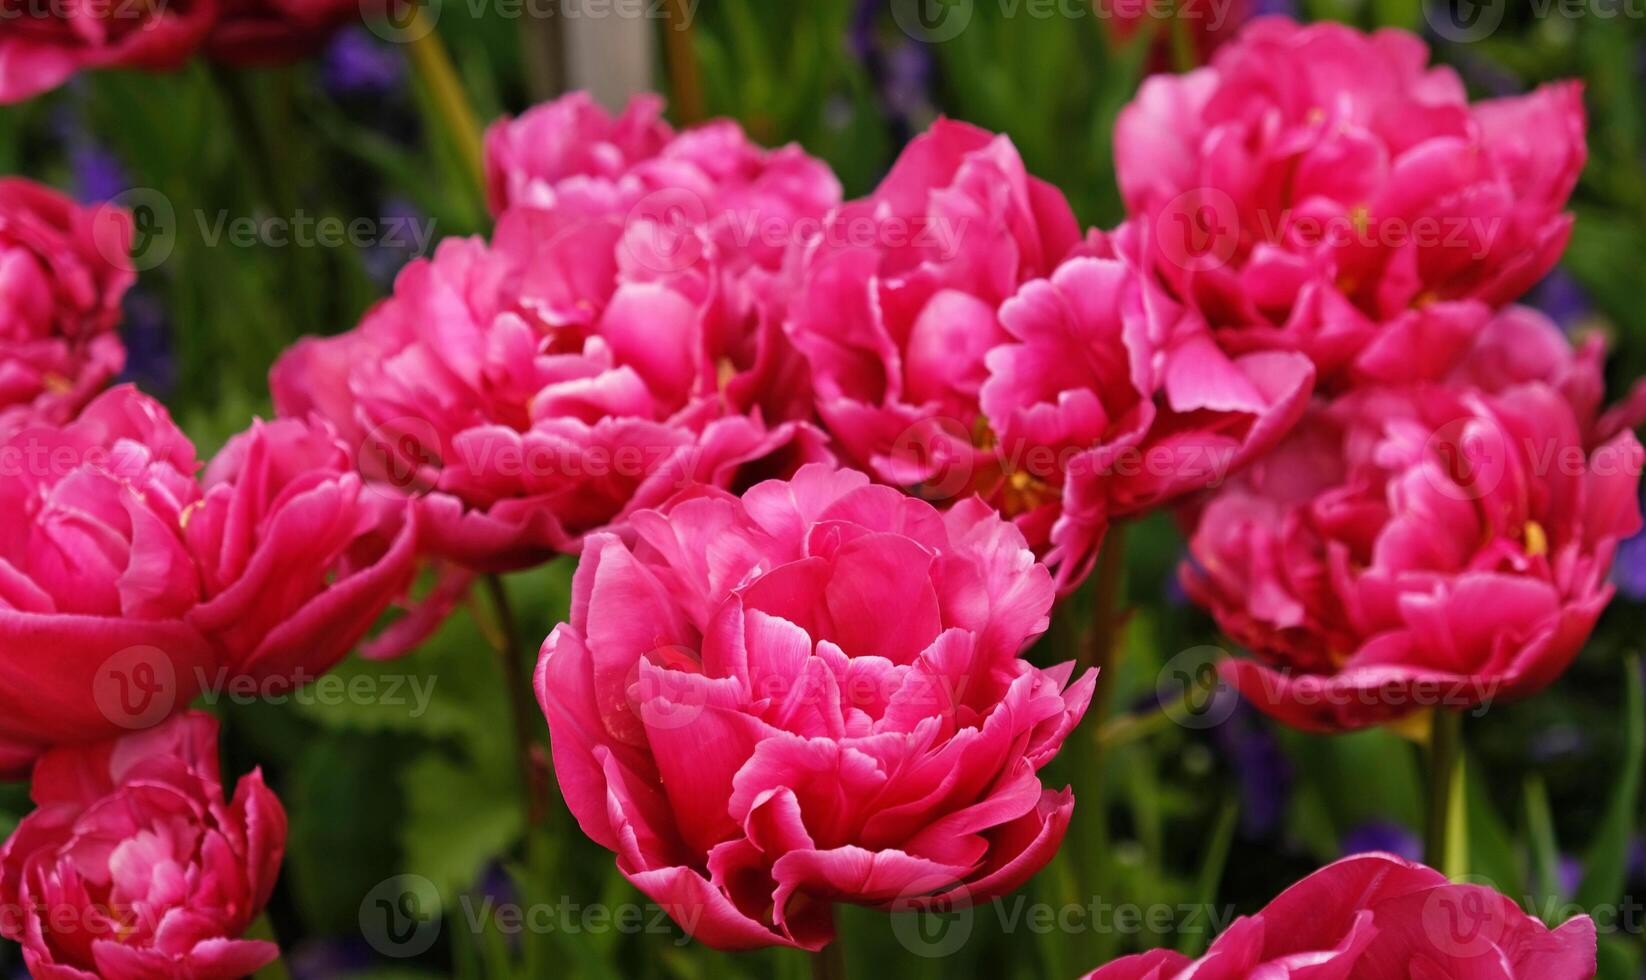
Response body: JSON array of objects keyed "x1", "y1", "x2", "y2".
[
  {"x1": 1614, "y1": 523, "x2": 1646, "y2": 602},
  {"x1": 1210, "y1": 698, "x2": 1291, "y2": 838},
  {"x1": 1341, "y1": 821, "x2": 1421, "y2": 862},
  {"x1": 1528, "y1": 267, "x2": 1593, "y2": 333},
  {"x1": 117, "y1": 291, "x2": 177, "y2": 398},
  {"x1": 360, "y1": 196, "x2": 427, "y2": 287},
  {"x1": 322, "y1": 27, "x2": 406, "y2": 99},
  {"x1": 851, "y1": 1, "x2": 935, "y2": 142}
]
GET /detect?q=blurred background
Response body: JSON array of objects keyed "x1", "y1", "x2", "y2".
[{"x1": 4, "y1": 1, "x2": 1646, "y2": 977}]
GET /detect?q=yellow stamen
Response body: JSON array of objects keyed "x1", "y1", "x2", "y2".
[{"x1": 1523, "y1": 521, "x2": 1549, "y2": 558}]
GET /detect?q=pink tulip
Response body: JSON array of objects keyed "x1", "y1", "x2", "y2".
[
  {"x1": 0, "y1": 2, "x2": 216, "y2": 103},
  {"x1": 784, "y1": 120, "x2": 1087, "y2": 556},
  {"x1": 537, "y1": 464, "x2": 1094, "y2": 950},
  {"x1": 272, "y1": 198, "x2": 825, "y2": 573},
  {"x1": 1114, "y1": 17, "x2": 1585, "y2": 388},
  {"x1": 0, "y1": 386, "x2": 215, "y2": 775},
  {"x1": 1182, "y1": 312, "x2": 1643, "y2": 731},
  {"x1": 0, "y1": 179, "x2": 133, "y2": 435},
  {"x1": 0, "y1": 712, "x2": 287, "y2": 980},
  {"x1": 183, "y1": 416, "x2": 418, "y2": 682},
  {"x1": 1084, "y1": 853, "x2": 1595, "y2": 979},
  {"x1": 980, "y1": 221, "x2": 1313, "y2": 587}
]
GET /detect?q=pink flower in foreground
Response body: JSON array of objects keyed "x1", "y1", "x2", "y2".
[
  {"x1": 272, "y1": 201, "x2": 824, "y2": 573},
  {"x1": 1115, "y1": 17, "x2": 1586, "y2": 388},
  {"x1": 0, "y1": 712, "x2": 286, "y2": 980},
  {"x1": 1084, "y1": 853, "x2": 1595, "y2": 979},
  {"x1": 1182, "y1": 310, "x2": 1643, "y2": 731},
  {"x1": 0, "y1": 0, "x2": 217, "y2": 103},
  {"x1": 0, "y1": 386, "x2": 214, "y2": 775},
  {"x1": 537, "y1": 464, "x2": 1093, "y2": 950},
  {"x1": 0, "y1": 179, "x2": 134, "y2": 435},
  {"x1": 979, "y1": 222, "x2": 1313, "y2": 586},
  {"x1": 183, "y1": 417, "x2": 418, "y2": 683}
]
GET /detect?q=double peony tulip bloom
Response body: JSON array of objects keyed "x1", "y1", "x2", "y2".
[
  {"x1": 0, "y1": 385, "x2": 416, "y2": 772},
  {"x1": 0, "y1": 387, "x2": 215, "y2": 774},
  {"x1": 183, "y1": 416, "x2": 419, "y2": 682},
  {"x1": 1084, "y1": 852, "x2": 1596, "y2": 978},
  {"x1": 1115, "y1": 17, "x2": 1586, "y2": 388},
  {"x1": 1184, "y1": 308, "x2": 1644, "y2": 731},
  {"x1": 0, "y1": 712, "x2": 287, "y2": 979},
  {"x1": 786, "y1": 121, "x2": 1314, "y2": 588},
  {"x1": 537, "y1": 464, "x2": 1094, "y2": 950},
  {"x1": 275, "y1": 101, "x2": 838, "y2": 572},
  {"x1": 0, "y1": 179, "x2": 133, "y2": 436}
]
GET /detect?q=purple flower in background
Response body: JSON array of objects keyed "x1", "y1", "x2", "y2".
[
  {"x1": 1528, "y1": 266, "x2": 1593, "y2": 333},
  {"x1": 68, "y1": 143, "x2": 129, "y2": 204},
  {"x1": 1341, "y1": 821, "x2": 1422, "y2": 862},
  {"x1": 1531, "y1": 722, "x2": 1589, "y2": 763},
  {"x1": 1210, "y1": 698, "x2": 1291, "y2": 838},
  {"x1": 850, "y1": 0, "x2": 935, "y2": 142},
  {"x1": 1252, "y1": 0, "x2": 1298, "y2": 16},
  {"x1": 1558, "y1": 856, "x2": 1584, "y2": 899},
  {"x1": 359, "y1": 196, "x2": 427, "y2": 286},
  {"x1": 1614, "y1": 522, "x2": 1646, "y2": 601},
  {"x1": 117, "y1": 290, "x2": 177, "y2": 397},
  {"x1": 322, "y1": 27, "x2": 405, "y2": 99}
]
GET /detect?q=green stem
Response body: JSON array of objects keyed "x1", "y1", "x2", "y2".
[
  {"x1": 481, "y1": 574, "x2": 550, "y2": 828},
  {"x1": 1424, "y1": 709, "x2": 1469, "y2": 877},
  {"x1": 810, "y1": 934, "x2": 845, "y2": 980},
  {"x1": 1069, "y1": 524, "x2": 1129, "y2": 965},
  {"x1": 405, "y1": 11, "x2": 487, "y2": 204}
]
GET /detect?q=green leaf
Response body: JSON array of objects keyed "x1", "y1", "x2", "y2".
[{"x1": 1576, "y1": 657, "x2": 1645, "y2": 911}]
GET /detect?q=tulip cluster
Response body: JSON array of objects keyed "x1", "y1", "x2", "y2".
[{"x1": 0, "y1": 11, "x2": 1633, "y2": 979}]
